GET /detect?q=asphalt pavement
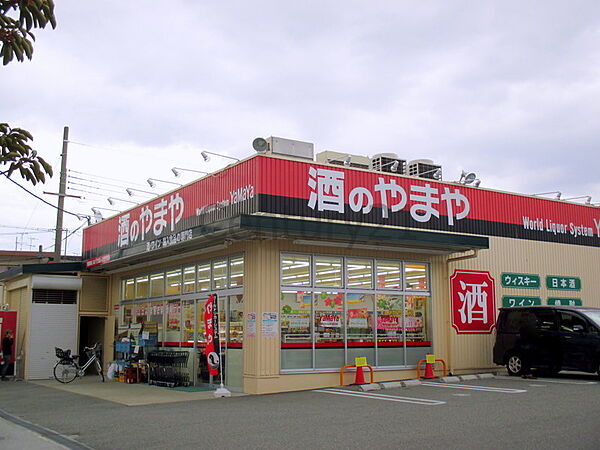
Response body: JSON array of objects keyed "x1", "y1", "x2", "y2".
[{"x1": 1, "y1": 373, "x2": 600, "y2": 449}]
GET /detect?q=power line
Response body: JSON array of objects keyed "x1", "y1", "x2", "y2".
[
  {"x1": 0, "y1": 231, "x2": 53, "y2": 236},
  {"x1": 42, "y1": 222, "x2": 86, "y2": 251},
  {"x1": 68, "y1": 169, "x2": 148, "y2": 188},
  {"x1": 0, "y1": 225, "x2": 55, "y2": 232},
  {"x1": 67, "y1": 174, "x2": 135, "y2": 190},
  {"x1": 67, "y1": 180, "x2": 124, "y2": 195},
  {"x1": 0, "y1": 170, "x2": 85, "y2": 219}
]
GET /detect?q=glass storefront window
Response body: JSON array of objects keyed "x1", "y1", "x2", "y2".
[
  {"x1": 212, "y1": 259, "x2": 227, "y2": 290},
  {"x1": 183, "y1": 266, "x2": 196, "y2": 294},
  {"x1": 279, "y1": 253, "x2": 432, "y2": 371},
  {"x1": 197, "y1": 263, "x2": 211, "y2": 292},
  {"x1": 133, "y1": 302, "x2": 149, "y2": 326},
  {"x1": 135, "y1": 276, "x2": 149, "y2": 299},
  {"x1": 148, "y1": 301, "x2": 164, "y2": 342},
  {"x1": 182, "y1": 300, "x2": 196, "y2": 344},
  {"x1": 281, "y1": 254, "x2": 311, "y2": 286},
  {"x1": 228, "y1": 295, "x2": 244, "y2": 344},
  {"x1": 166, "y1": 269, "x2": 182, "y2": 296},
  {"x1": 405, "y1": 263, "x2": 428, "y2": 291},
  {"x1": 377, "y1": 294, "x2": 404, "y2": 366},
  {"x1": 314, "y1": 292, "x2": 344, "y2": 368},
  {"x1": 281, "y1": 291, "x2": 312, "y2": 370},
  {"x1": 346, "y1": 258, "x2": 373, "y2": 289},
  {"x1": 165, "y1": 300, "x2": 181, "y2": 344},
  {"x1": 227, "y1": 294, "x2": 244, "y2": 387},
  {"x1": 120, "y1": 304, "x2": 133, "y2": 330},
  {"x1": 149, "y1": 272, "x2": 165, "y2": 298},
  {"x1": 314, "y1": 256, "x2": 343, "y2": 288},
  {"x1": 376, "y1": 261, "x2": 402, "y2": 289},
  {"x1": 229, "y1": 256, "x2": 244, "y2": 287},
  {"x1": 123, "y1": 279, "x2": 135, "y2": 300},
  {"x1": 405, "y1": 296, "x2": 428, "y2": 342},
  {"x1": 346, "y1": 293, "x2": 375, "y2": 365}
]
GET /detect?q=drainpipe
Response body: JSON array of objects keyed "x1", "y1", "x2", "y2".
[{"x1": 444, "y1": 249, "x2": 481, "y2": 375}]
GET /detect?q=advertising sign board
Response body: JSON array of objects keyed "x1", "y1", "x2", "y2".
[{"x1": 450, "y1": 270, "x2": 496, "y2": 334}]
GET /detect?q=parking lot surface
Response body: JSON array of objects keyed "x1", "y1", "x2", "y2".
[{"x1": 1, "y1": 373, "x2": 600, "y2": 449}]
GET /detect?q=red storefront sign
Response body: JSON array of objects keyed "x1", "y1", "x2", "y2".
[
  {"x1": 450, "y1": 270, "x2": 496, "y2": 334},
  {"x1": 82, "y1": 155, "x2": 600, "y2": 266},
  {"x1": 203, "y1": 294, "x2": 221, "y2": 375}
]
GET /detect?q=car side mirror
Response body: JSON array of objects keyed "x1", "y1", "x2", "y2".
[{"x1": 572, "y1": 324, "x2": 584, "y2": 333}]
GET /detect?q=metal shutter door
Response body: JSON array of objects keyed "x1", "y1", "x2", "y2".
[{"x1": 27, "y1": 303, "x2": 78, "y2": 379}]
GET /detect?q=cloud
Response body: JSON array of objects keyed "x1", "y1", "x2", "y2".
[{"x1": 2, "y1": 0, "x2": 600, "y2": 252}]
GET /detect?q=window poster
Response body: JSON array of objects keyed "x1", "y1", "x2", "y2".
[
  {"x1": 247, "y1": 312, "x2": 257, "y2": 338},
  {"x1": 262, "y1": 312, "x2": 278, "y2": 338}
]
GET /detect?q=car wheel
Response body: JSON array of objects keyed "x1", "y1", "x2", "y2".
[{"x1": 506, "y1": 353, "x2": 527, "y2": 376}]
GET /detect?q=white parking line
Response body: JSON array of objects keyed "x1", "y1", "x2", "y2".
[
  {"x1": 315, "y1": 388, "x2": 446, "y2": 405},
  {"x1": 495, "y1": 376, "x2": 599, "y2": 385},
  {"x1": 421, "y1": 382, "x2": 526, "y2": 393}
]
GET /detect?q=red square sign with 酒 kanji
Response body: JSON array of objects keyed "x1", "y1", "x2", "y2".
[{"x1": 450, "y1": 270, "x2": 496, "y2": 334}]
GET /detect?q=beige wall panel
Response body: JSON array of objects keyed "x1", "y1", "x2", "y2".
[
  {"x1": 449, "y1": 236, "x2": 600, "y2": 372},
  {"x1": 80, "y1": 276, "x2": 109, "y2": 313},
  {"x1": 243, "y1": 241, "x2": 280, "y2": 384},
  {"x1": 250, "y1": 368, "x2": 420, "y2": 394},
  {"x1": 429, "y1": 255, "x2": 451, "y2": 366}
]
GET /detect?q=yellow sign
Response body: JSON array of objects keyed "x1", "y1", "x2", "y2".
[
  {"x1": 426, "y1": 354, "x2": 436, "y2": 364},
  {"x1": 355, "y1": 357, "x2": 367, "y2": 367}
]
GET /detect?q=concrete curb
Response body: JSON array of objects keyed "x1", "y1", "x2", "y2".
[
  {"x1": 439, "y1": 376, "x2": 461, "y2": 383},
  {"x1": 477, "y1": 373, "x2": 495, "y2": 379},
  {"x1": 379, "y1": 381, "x2": 403, "y2": 389},
  {"x1": 375, "y1": 373, "x2": 496, "y2": 389},
  {"x1": 359, "y1": 383, "x2": 381, "y2": 391},
  {"x1": 458, "y1": 374, "x2": 478, "y2": 381}
]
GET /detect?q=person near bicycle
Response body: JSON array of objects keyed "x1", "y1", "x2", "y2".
[{"x1": 1, "y1": 329, "x2": 14, "y2": 380}]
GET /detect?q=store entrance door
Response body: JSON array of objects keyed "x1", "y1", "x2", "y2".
[{"x1": 194, "y1": 294, "x2": 244, "y2": 390}]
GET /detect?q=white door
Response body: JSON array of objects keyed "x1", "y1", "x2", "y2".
[{"x1": 27, "y1": 303, "x2": 78, "y2": 379}]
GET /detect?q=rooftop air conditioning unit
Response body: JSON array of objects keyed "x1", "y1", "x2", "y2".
[
  {"x1": 407, "y1": 159, "x2": 442, "y2": 180},
  {"x1": 253, "y1": 136, "x2": 314, "y2": 160},
  {"x1": 370, "y1": 153, "x2": 406, "y2": 174},
  {"x1": 316, "y1": 151, "x2": 370, "y2": 169}
]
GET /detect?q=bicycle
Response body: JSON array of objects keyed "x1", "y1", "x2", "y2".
[{"x1": 54, "y1": 343, "x2": 105, "y2": 383}]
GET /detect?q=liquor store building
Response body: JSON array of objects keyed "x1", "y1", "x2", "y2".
[{"x1": 82, "y1": 152, "x2": 600, "y2": 394}]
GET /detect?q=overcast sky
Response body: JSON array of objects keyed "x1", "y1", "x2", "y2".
[{"x1": 2, "y1": 1, "x2": 600, "y2": 254}]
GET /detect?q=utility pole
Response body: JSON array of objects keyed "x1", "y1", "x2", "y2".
[{"x1": 53, "y1": 126, "x2": 69, "y2": 262}]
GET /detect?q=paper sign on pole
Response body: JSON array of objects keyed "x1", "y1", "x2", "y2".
[{"x1": 426, "y1": 354, "x2": 436, "y2": 364}]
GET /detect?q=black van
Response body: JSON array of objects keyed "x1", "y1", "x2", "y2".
[{"x1": 493, "y1": 306, "x2": 600, "y2": 377}]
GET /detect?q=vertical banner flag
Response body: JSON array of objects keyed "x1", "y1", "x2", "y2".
[{"x1": 204, "y1": 294, "x2": 221, "y2": 375}]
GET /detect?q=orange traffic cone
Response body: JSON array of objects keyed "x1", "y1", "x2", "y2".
[
  {"x1": 354, "y1": 366, "x2": 366, "y2": 384},
  {"x1": 423, "y1": 353, "x2": 436, "y2": 379}
]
